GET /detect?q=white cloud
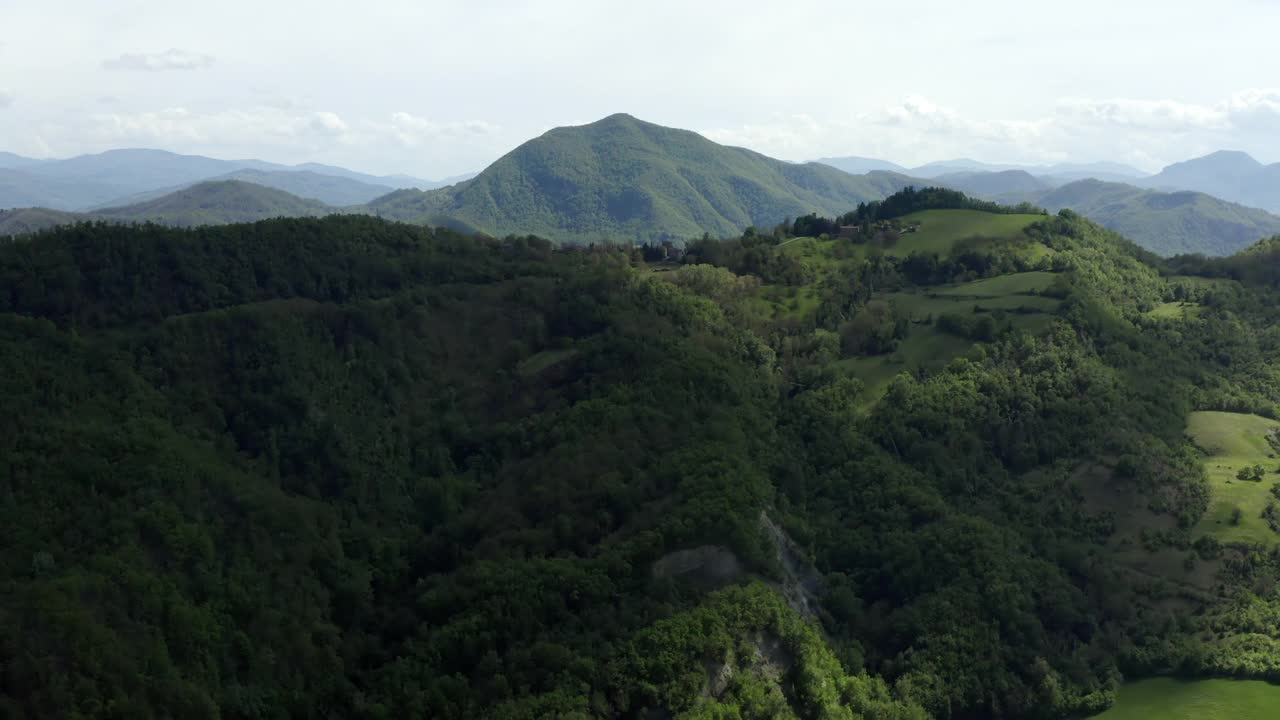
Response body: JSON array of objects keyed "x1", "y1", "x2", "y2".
[
  {"x1": 103, "y1": 49, "x2": 215, "y2": 72},
  {"x1": 92, "y1": 107, "x2": 357, "y2": 146},
  {"x1": 386, "y1": 112, "x2": 499, "y2": 147},
  {"x1": 1056, "y1": 97, "x2": 1227, "y2": 131},
  {"x1": 1224, "y1": 89, "x2": 1280, "y2": 132},
  {"x1": 704, "y1": 98, "x2": 1055, "y2": 167},
  {"x1": 703, "y1": 114, "x2": 824, "y2": 156},
  {"x1": 309, "y1": 111, "x2": 348, "y2": 136},
  {"x1": 1056, "y1": 89, "x2": 1280, "y2": 135},
  {"x1": 702, "y1": 90, "x2": 1280, "y2": 172},
  {"x1": 0, "y1": 91, "x2": 12, "y2": 108}
]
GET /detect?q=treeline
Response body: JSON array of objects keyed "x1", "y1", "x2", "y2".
[
  {"x1": 1166, "y1": 235, "x2": 1280, "y2": 287},
  {"x1": 843, "y1": 186, "x2": 1045, "y2": 224}
]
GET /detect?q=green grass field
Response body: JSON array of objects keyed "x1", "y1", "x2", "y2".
[
  {"x1": 1187, "y1": 411, "x2": 1280, "y2": 545},
  {"x1": 895, "y1": 209, "x2": 1045, "y2": 255},
  {"x1": 889, "y1": 271, "x2": 1061, "y2": 321},
  {"x1": 1091, "y1": 678, "x2": 1280, "y2": 720},
  {"x1": 932, "y1": 271, "x2": 1058, "y2": 297},
  {"x1": 841, "y1": 271, "x2": 1063, "y2": 405},
  {"x1": 779, "y1": 210, "x2": 1046, "y2": 265},
  {"x1": 1146, "y1": 301, "x2": 1204, "y2": 320},
  {"x1": 836, "y1": 331, "x2": 973, "y2": 407}
]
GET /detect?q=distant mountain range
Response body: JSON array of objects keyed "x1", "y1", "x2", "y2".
[
  {"x1": 0, "y1": 149, "x2": 473, "y2": 211},
  {"x1": 365, "y1": 113, "x2": 920, "y2": 243},
  {"x1": 816, "y1": 156, "x2": 1147, "y2": 184},
  {"x1": 1137, "y1": 150, "x2": 1280, "y2": 213},
  {"x1": 0, "y1": 180, "x2": 335, "y2": 235},
  {"x1": 920, "y1": 171, "x2": 1280, "y2": 256},
  {"x1": 1022, "y1": 181, "x2": 1280, "y2": 256},
  {"x1": 95, "y1": 169, "x2": 397, "y2": 208},
  {"x1": 5, "y1": 119, "x2": 1280, "y2": 257},
  {"x1": 814, "y1": 152, "x2": 1280, "y2": 255}
]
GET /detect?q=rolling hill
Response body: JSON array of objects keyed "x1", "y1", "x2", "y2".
[
  {"x1": 94, "y1": 168, "x2": 396, "y2": 208},
  {"x1": 94, "y1": 180, "x2": 332, "y2": 226},
  {"x1": 365, "y1": 113, "x2": 919, "y2": 243},
  {"x1": 0, "y1": 180, "x2": 333, "y2": 235},
  {"x1": 1016, "y1": 179, "x2": 1280, "y2": 256},
  {"x1": 0, "y1": 207, "x2": 82, "y2": 236}
]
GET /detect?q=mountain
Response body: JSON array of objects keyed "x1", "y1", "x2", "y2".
[
  {"x1": 0, "y1": 151, "x2": 49, "y2": 169},
  {"x1": 1142, "y1": 150, "x2": 1280, "y2": 212},
  {"x1": 0, "y1": 207, "x2": 82, "y2": 236},
  {"x1": 93, "y1": 169, "x2": 396, "y2": 208},
  {"x1": 1036, "y1": 161, "x2": 1147, "y2": 180},
  {"x1": 0, "y1": 180, "x2": 333, "y2": 235},
  {"x1": 908, "y1": 158, "x2": 1032, "y2": 177},
  {"x1": 0, "y1": 148, "x2": 462, "y2": 211},
  {"x1": 817, "y1": 157, "x2": 1147, "y2": 187},
  {"x1": 7, "y1": 194, "x2": 1280, "y2": 719},
  {"x1": 1014, "y1": 179, "x2": 1280, "y2": 256},
  {"x1": 205, "y1": 169, "x2": 395, "y2": 205},
  {"x1": 933, "y1": 169, "x2": 1051, "y2": 197},
  {"x1": 911, "y1": 164, "x2": 1280, "y2": 256},
  {"x1": 0, "y1": 167, "x2": 134, "y2": 211},
  {"x1": 813, "y1": 156, "x2": 909, "y2": 174},
  {"x1": 908, "y1": 158, "x2": 1147, "y2": 180},
  {"x1": 290, "y1": 162, "x2": 460, "y2": 190},
  {"x1": 366, "y1": 113, "x2": 918, "y2": 243},
  {"x1": 94, "y1": 180, "x2": 332, "y2": 226}
]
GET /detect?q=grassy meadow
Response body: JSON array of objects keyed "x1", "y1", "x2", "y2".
[
  {"x1": 1188, "y1": 411, "x2": 1280, "y2": 545},
  {"x1": 896, "y1": 209, "x2": 1045, "y2": 255},
  {"x1": 1091, "y1": 678, "x2": 1280, "y2": 720}
]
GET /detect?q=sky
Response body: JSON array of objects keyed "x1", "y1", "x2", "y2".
[{"x1": 2, "y1": 0, "x2": 1280, "y2": 178}]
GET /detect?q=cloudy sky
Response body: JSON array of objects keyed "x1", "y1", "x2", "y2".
[{"x1": 2, "y1": 0, "x2": 1278, "y2": 177}]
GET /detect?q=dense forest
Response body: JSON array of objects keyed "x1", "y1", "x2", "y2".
[{"x1": 4, "y1": 195, "x2": 1280, "y2": 719}]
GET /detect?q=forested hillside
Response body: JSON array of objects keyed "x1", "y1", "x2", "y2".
[
  {"x1": 365, "y1": 114, "x2": 917, "y2": 243},
  {"x1": 5, "y1": 195, "x2": 1280, "y2": 719}
]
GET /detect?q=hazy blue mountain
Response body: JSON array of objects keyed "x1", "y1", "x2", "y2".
[
  {"x1": 813, "y1": 156, "x2": 909, "y2": 174},
  {"x1": 0, "y1": 148, "x2": 464, "y2": 211},
  {"x1": 0, "y1": 152, "x2": 49, "y2": 169},
  {"x1": 92, "y1": 169, "x2": 396, "y2": 208},
  {"x1": 22, "y1": 149, "x2": 243, "y2": 192},
  {"x1": 290, "y1": 162, "x2": 461, "y2": 190},
  {"x1": 364, "y1": 113, "x2": 919, "y2": 243},
  {"x1": 909, "y1": 158, "x2": 1146, "y2": 180},
  {"x1": 1140, "y1": 150, "x2": 1280, "y2": 212},
  {"x1": 1039, "y1": 161, "x2": 1147, "y2": 178},
  {"x1": 0, "y1": 168, "x2": 127, "y2": 210},
  {"x1": 0, "y1": 207, "x2": 83, "y2": 235},
  {"x1": 908, "y1": 158, "x2": 1031, "y2": 177},
  {"x1": 0, "y1": 180, "x2": 333, "y2": 235},
  {"x1": 933, "y1": 170, "x2": 1051, "y2": 197}
]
